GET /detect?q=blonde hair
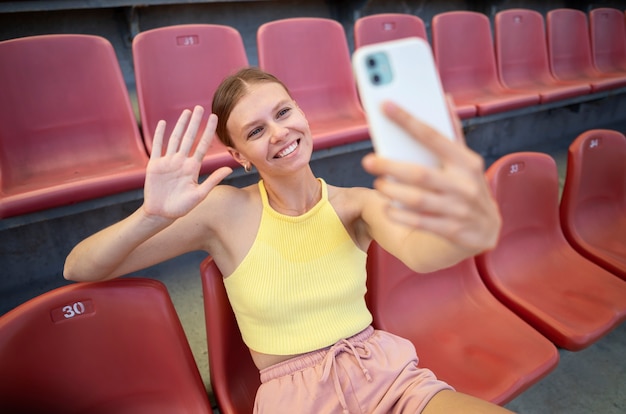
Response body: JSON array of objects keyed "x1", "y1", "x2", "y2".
[{"x1": 212, "y1": 67, "x2": 292, "y2": 147}]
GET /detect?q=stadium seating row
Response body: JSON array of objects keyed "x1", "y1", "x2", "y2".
[
  {"x1": 0, "y1": 8, "x2": 625, "y2": 219},
  {"x1": 2, "y1": 128, "x2": 624, "y2": 413}
]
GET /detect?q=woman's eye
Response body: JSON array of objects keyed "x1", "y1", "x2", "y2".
[
  {"x1": 277, "y1": 107, "x2": 291, "y2": 118},
  {"x1": 247, "y1": 127, "x2": 263, "y2": 139}
]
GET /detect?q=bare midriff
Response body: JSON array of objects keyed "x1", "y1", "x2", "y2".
[{"x1": 250, "y1": 349, "x2": 308, "y2": 371}]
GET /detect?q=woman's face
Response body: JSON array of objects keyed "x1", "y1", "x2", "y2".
[{"x1": 225, "y1": 82, "x2": 313, "y2": 176}]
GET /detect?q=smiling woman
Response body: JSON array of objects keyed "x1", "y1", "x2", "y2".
[{"x1": 64, "y1": 66, "x2": 504, "y2": 413}]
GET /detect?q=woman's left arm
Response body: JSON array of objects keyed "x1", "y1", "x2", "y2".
[{"x1": 360, "y1": 101, "x2": 501, "y2": 273}]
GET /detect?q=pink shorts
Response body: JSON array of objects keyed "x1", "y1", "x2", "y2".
[{"x1": 254, "y1": 326, "x2": 453, "y2": 414}]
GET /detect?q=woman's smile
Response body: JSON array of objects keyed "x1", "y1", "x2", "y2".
[{"x1": 274, "y1": 139, "x2": 300, "y2": 158}]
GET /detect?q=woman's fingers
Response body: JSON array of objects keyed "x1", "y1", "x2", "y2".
[
  {"x1": 381, "y1": 101, "x2": 470, "y2": 166},
  {"x1": 198, "y1": 166, "x2": 233, "y2": 195},
  {"x1": 445, "y1": 94, "x2": 466, "y2": 144},
  {"x1": 363, "y1": 100, "x2": 500, "y2": 253},
  {"x1": 151, "y1": 120, "x2": 167, "y2": 160},
  {"x1": 165, "y1": 108, "x2": 192, "y2": 155},
  {"x1": 363, "y1": 154, "x2": 437, "y2": 189},
  {"x1": 373, "y1": 174, "x2": 470, "y2": 218},
  {"x1": 179, "y1": 106, "x2": 205, "y2": 156},
  {"x1": 154, "y1": 106, "x2": 216, "y2": 161},
  {"x1": 194, "y1": 113, "x2": 218, "y2": 163}
]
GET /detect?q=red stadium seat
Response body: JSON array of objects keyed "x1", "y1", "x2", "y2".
[
  {"x1": 589, "y1": 8, "x2": 626, "y2": 74},
  {"x1": 476, "y1": 152, "x2": 626, "y2": 351},
  {"x1": 495, "y1": 9, "x2": 591, "y2": 103},
  {"x1": 560, "y1": 129, "x2": 626, "y2": 280},
  {"x1": 431, "y1": 11, "x2": 540, "y2": 117},
  {"x1": 133, "y1": 24, "x2": 247, "y2": 174},
  {"x1": 0, "y1": 34, "x2": 148, "y2": 218},
  {"x1": 546, "y1": 8, "x2": 626, "y2": 92},
  {"x1": 0, "y1": 278, "x2": 211, "y2": 414},
  {"x1": 353, "y1": 13, "x2": 427, "y2": 48},
  {"x1": 257, "y1": 18, "x2": 369, "y2": 150},
  {"x1": 366, "y1": 242, "x2": 559, "y2": 405},
  {"x1": 200, "y1": 256, "x2": 260, "y2": 414},
  {"x1": 351, "y1": 13, "x2": 478, "y2": 119}
]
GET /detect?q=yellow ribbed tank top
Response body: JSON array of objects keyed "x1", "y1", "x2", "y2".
[{"x1": 223, "y1": 178, "x2": 372, "y2": 355}]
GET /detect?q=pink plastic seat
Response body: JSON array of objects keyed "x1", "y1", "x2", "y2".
[
  {"x1": 257, "y1": 18, "x2": 369, "y2": 150},
  {"x1": 431, "y1": 11, "x2": 540, "y2": 117},
  {"x1": 495, "y1": 9, "x2": 591, "y2": 103},
  {"x1": 200, "y1": 256, "x2": 260, "y2": 414},
  {"x1": 547, "y1": 9, "x2": 626, "y2": 92},
  {"x1": 351, "y1": 14, "x2": 478, "y2": 119},
  {"x1": 353, "y1": 13, "x2": 427, "y2": 48},
  {"x1": 366, "y1": 242, "x2": 559, "y2": 404},
  {"x1": 0, "y1": 34, "x2": 148, "y2": 218},
  {"x1": 476, "y1": 152, "x2": 626, "y2": 351},
  {"x1": 133, "y1": 24, "x2": 247, "y2": 174},
  {"x1": 560, "y1": 129, "x2": 626, "y2": 280},
  {"x1": 0, "y1": 278, "x2": 211, "y2": 413},
  {"x1": 589, "y1": 8, "x2": 626, "y2": 74}
]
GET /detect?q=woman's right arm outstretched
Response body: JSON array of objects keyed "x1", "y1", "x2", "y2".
[{"x1": 63, "y1": 106, "x2": 232, "y2": 282}]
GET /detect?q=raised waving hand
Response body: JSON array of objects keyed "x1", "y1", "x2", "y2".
[{"x1": 143, "y1": 105, "x2": 233, "y2": 219}]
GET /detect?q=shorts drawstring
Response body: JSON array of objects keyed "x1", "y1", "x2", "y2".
[{"x1": 320, "y1": 338, "x2": 373, "y2": 414}]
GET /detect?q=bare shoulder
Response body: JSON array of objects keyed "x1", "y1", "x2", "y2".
[
  {"x1": 328, "y1": 185, "x2": 385, "y2": 215},
  {"x1": 328, "y1": 185, "x2": 372, "y2": 209},
  {"x1": 202, "y1": 183, "x2": 255, "y2": 205},
  {"x1": 194, "y1": 183, "x2": 260, "y2": 227}
]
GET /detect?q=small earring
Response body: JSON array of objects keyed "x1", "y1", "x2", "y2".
[{"x1": 244, "y1": 163, "x2": 251, "y2": 173}]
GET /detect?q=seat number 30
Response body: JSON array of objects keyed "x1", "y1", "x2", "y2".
[
  {"x1": 62, "y1": 302, "x2": 86, "y2": 319},
  {"x1": 51, "y1": 299, "x2": 94, "y2": 323}
]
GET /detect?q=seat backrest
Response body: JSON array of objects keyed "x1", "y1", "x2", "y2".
[
  {"x1": 354, "y1": 13, "x2": 427, "y2": 48},
  {"x1": 589, "y1": 8, "x2": 626, "y2": 73},
  {"x1": 486, "y1": 152, "x2": 562, "y2": 244},
  {"x1": 200, "y1": 256, "x2": 260, "y2": 414},
  {"x1": 547, "y1": 8, "x2": 596, "y2": 79},
  {"x1": 0, "y1": 278, "x2": 211, "y2": 414},
  {"x1": 133, "y1": 24, "x2": 249, "y2": 155},
  {"x1": 495, "y1": 9, "x2": 555, "y2": 88},
  {"x1": 366, "y1": 242, "x2": 488, "y2": 336},
  {"x1": 257, "y1": 17, "x2": 362, "y2": 123},
  {"x1": 560, "y1": 129, "x2": 626, "y2": 241},
  {"x1": 0, "y1": 34, "x2": 146, "y2": 198},
  {"x1": 431, "y1": 11, "x2": 501, "y2": 93}
]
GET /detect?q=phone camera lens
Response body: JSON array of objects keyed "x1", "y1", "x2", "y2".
[
  {"x1": 372, "y1": 74, "x2": 381, "y2": 84},
  {"x1": 367, "y1": 57, "x2": 377, "y2": 68}
]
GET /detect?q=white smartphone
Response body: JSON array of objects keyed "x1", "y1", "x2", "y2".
[{"x1": 352, "y1": 37, "x2": 455, "y2": 167}]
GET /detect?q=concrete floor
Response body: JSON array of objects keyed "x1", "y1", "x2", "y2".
[{"x1": 505, "y1": 323, "x2": 626, "y2": 413}]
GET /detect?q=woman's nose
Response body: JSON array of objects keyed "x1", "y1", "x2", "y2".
[{"x1": 269, "y1": 122, "x2": 289, "y2": 143}]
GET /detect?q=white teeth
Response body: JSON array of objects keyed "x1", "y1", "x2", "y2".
[{"x1": 276, "y1": 141, "x2": 298, "y2": 158}]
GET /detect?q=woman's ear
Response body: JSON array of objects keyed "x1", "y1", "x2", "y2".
[{"x1": 227, "y1": 146, "x2": 251, "y2": 171}]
